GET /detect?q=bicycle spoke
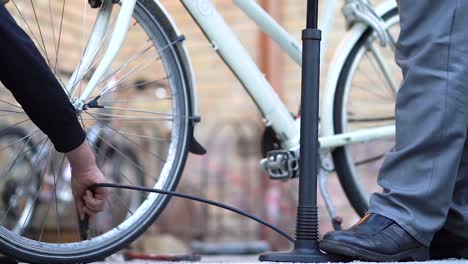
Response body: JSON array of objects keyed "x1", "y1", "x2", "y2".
[
  {"x1": 29, "y1": 0, "x2": 52, "y2": 67},
  {"x1": 101, "y1": 106, "x2": 188, "y2": 119},
  {"x1": 108, "y1": 75, "x2": 169, "y2": 93},
  {"x1": 92, "y1": 127, "x2": 170, "y2": 143},
  {"x1": 86, "y1": 39, "x2": 154, "y2": 94},
  {"x1": 21, "y1": 142, "x2": 54, "y2": 232},
  {"x1": 351, "y1": 80, "x2": 392, "y2": 102},
  {"x1": 34, "y1": 155, "x2": 65, "y2": 241},
  {"x1": 35, "y1": 148, "x2": 67, "y2": 243},
  {"x1": 98, "y1": 38, "x2": 182, "y2": 98},
  {"x1": 73, "y1": 206, "x2": 82, "y2": 242},
  {"x1": 0, "y1": 134, "x2": 37, "y2": 232},
  {"x1": 1, "y1": 137, "x2": 48, "y2": 226},
  {"x1": 69, "y1": 20, "x2": 138, "y2": 94},
  {"x1": 101, "y1": 97, "x2": 173, "y2": 104},
  {"x1": 82, "y1": 128, "x2": 139, "y2": 188},
  {"x1": 98, "y1": 56, "x2": 161, "y2": 98},
  {"x1": 0, "y1": 129, "x2": 40, "y2": 154},
  {"x1": 90, "y1": 134, "x2": 139, "y2": 187},
  {"x1": 0, "y1": 118, "x2": 31, "y2": 136},
  {"x1": 64, "y1": 0, "x2": 100, "y2": 99},
  {"x1": 70, "y1": 116, "x2": 88, "y2": 242},
  {"x1": 52, "y1": 153, "x2": 66, "y2": 242},
  {"x1": 85, "y1": 112, "x2": 167, "y2": 164},
  {"x1": 0, "y1": 99, "x2": 22, "y2": 110},
  {"x1": 364, "y1": 45, "x2": 398, "y2": 97},
  {"x1": 48, "y1": 0, "x2": 57, "y2": 68},
  {"x1": 10, "y1": 0, "x2": 48, "y2": 59},
  {"x1": 355, "y1": 153, "x2": 386, "y2": 167},
  {"x1": 44, "y1": 0, "x2": 66, "y2": 88},
  {"x1": 110, "y1": 187, "x2": 134, "y2": 217},
  {"x1": 83, "y1": 112, "x2": 173, "y2": 122},
  {"x1": 84, "y1": 128, "x2": 153, "y2": 180},
  {"x1": 37, "y1": 183, "x2": 54, "y2": 241},
  {"x1": 354, "y1": 64, "x2": 388, "y2": 100},
  {"x1": 105, "y1": 198, "x2": 119, "y2": 231},
  {"x1": 357, "y1": 65, "x2": 389, "y2": 99},
  {"x1": 0, "y1": 109, "x2": 27, "y2": 115},
  {"x1": 54, "y1": 0, "x2": 66, "y2": 73},
  {"x1": 77, "y1": 0, "x2": 89, "y2": 98}
]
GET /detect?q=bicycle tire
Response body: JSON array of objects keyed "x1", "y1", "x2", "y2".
[
  {"x1": 332, "y1": 8, "x2": 399, "y2": 216},
  {"x1": 0, "y1": 0, "x2": 193, "y2": 262}
]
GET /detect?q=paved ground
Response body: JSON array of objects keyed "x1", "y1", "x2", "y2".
[{"x1": 90, "y1": 255, "x2": 468, "y2": 264}]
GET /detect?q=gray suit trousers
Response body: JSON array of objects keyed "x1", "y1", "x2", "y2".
[{"x1": 368, "y1": 0, "x2": 468, "y2": 246}]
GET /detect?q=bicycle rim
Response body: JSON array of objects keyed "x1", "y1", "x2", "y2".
[
  {"x1": 332, "y1": 9, "x2": 400, "y2": 216},
  {"x1": 0, "y1": 0, "x2": 191, "y2": 262}
]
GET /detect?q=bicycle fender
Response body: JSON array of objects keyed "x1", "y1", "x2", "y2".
[
  {"x1": 142, "y1": 0, "x2": 206, "y2": 154},
  {"x1": 320, "y1": 0, "x2": 397, "y2": 139}
]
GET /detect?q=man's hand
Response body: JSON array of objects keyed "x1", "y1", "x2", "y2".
[
  {"x1": 66, "y1": 141, "x2": 108, "y2": 224},
  {"x1": 71, "y1": 166, "x2": 108, "y2": 223}
]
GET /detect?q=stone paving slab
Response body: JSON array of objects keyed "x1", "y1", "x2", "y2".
[
  {"x1": 14, "y1": 254, "x2": 468, "y2": 263},
  {"x1": 88, "y1": 255, "x2": 468, "y2": 264}
]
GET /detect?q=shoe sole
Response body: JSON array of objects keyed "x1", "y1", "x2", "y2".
[{"x1": 320, "y1": 240, "x2": 429, "y2": 262}]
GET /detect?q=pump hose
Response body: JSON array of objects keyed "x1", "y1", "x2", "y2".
[{"x1": 86, "y1": 183, "x2": 295, "y2": 243}]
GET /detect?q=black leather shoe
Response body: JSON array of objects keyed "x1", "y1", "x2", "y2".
[
  {"x1": 320, "y1": 214, "x2": 429, "y2": 262},
  {"x1": 430, "y1": 228, "x2": 468, "y2": 259}
]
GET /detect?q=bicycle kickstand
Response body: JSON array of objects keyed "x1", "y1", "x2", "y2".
[{"x1": 319, "y1": 153, "x2": 343, "y2": 231}]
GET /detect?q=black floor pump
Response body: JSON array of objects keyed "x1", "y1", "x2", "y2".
[{"x1": 259, "y1": 0, "x2": 341, "y2": 262}]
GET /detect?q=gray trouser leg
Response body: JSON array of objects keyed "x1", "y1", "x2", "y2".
[
  {"x1": 444, "y1": 134, "x2": 468, "y2": 239},
  {"x1": 368, "y1": 0, "x2": 468, "y2": 246}
]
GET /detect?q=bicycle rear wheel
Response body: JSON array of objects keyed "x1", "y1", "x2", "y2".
[
  {"x1": 332, "y1": 8, "x2": 400, "y2": 216},
  {"x1": 0, "y1": 126, "x2": 40, "y2": 235},
  {"x1": 0, "y1": 0, "x2": 192, "y2": 263}
]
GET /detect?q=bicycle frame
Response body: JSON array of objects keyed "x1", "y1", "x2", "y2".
[{"x1": 69, "y1": 0, "x2": 397, "y2": 151}]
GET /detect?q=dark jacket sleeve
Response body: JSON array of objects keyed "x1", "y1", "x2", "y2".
[{"x1": 0, "y1": 4, "x2": 86, "y2": 152}]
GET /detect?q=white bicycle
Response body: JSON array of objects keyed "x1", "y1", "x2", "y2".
[{"x1": 0, "y1": 0, "x2": 400, "y2": 262}]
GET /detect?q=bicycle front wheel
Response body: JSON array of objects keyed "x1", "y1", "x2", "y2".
[
  {"x1": 0, "y1": 0, "x2": 193, "y2": 263},
  {"x1": 332, "y1": 8, "x2": 400, "y2": 216}
]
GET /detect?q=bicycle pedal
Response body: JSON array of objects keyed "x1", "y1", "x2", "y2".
[{"x1": 260, "y1": 150, "x2": 299, "y2": 180}]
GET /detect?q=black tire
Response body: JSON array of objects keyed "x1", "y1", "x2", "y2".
[
  {"x1": 332, "y1": 8, "x2": 399, "y2": 216},
  {"x1": 0, "y1": 0, "x2": 193, "y2": 262}
]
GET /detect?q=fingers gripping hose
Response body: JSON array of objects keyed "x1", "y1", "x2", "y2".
[{"x1": 82, "y1": 183, "x2": 295, "y2": 243}]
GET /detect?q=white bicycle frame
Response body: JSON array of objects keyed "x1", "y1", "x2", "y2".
[{"x1": 67, "y1": 0, "x2": 397, "y2": 152}]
